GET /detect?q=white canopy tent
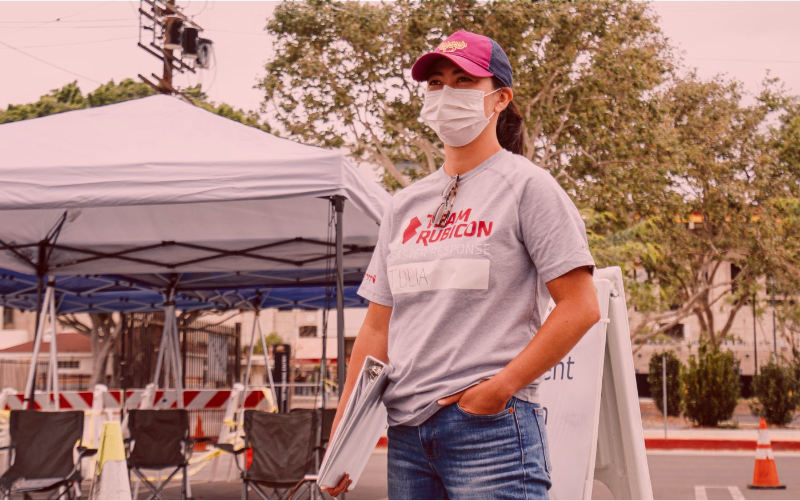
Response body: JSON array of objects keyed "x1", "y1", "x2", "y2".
[{"x1": 0, "y1": 94, "x2": 391, "y2": 408}]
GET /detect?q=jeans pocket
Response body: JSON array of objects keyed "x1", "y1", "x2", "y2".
[
  {"x1": 533, "y1": 406, "x2": 552, "y2": 474},
  {"x1": 455, "y1": 396, "x2": 515, "y2": 419}
]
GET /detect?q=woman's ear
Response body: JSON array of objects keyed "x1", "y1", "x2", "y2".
[{"x1": 495, "y1": 87, "x2": 513, "y2": 113}]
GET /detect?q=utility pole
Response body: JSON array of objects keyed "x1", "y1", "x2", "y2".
[
  {"x1": 771, "y1": 277, "x2": 777, "y2": 362},
  {"x1": 752, "y1": 291, "x2": 758, "y2": 375},
  {"x1": 136, "y1": 0, "x2": 213, "y2": 104}
]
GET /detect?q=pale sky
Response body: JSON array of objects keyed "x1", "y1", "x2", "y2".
[{"x1": 1, "y1": 1, "x2": 798, "y2": 118}]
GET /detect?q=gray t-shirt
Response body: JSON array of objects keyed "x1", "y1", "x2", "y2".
[{"x1": 357, "y1": 148, "x2": 596, "y2": 427}]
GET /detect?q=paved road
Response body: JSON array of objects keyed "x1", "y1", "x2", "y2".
[
  {"x1": 113, "y1": 450, "x2": 800, "y2": 500},
  {"x1": 639, "y1": 453, "x2": 800, "y2": 501}
]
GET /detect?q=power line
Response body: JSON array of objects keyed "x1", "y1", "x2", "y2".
[
  {"x1": 2, "y1": 1, "x2": 116, "y2": 36},
  {"x1": 0, "y1": 25, "x2": 139, "y2": 30},
  {"x1": 654, "y1": 3, "x2": 800, "y2": 14},
  {"x1": 0, "y1": 36, "x2": 138, "y2": 50},
  {"x1": 0, "y1": 39, "x2": 102, "y2": 85},
  {"x1": 0, "y1": 18, "x2": 132, "y2": 24},
  {"x1": 204, "y1": 28, "x2": 267, "y2": 37},
  {"x1": 185, "y1": 0, "x2": 212, "y2": 18},
  {"x1": 687, "y1": 57, "x2": 800, "y2": 65}
]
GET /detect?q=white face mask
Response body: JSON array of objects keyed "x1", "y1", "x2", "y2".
[{"x1": 420, "y1": 86, "x2": 502, "y2": 147}]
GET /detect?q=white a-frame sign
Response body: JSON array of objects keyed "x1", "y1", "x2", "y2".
[{"x1": 539, "y1": 266, "x2": 653, "y2": 500}]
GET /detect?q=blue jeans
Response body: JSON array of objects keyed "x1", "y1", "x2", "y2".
[{"x1": 387, "y1": 396, "x2": 552, "y2": 500}]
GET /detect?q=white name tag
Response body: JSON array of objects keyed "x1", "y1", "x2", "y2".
[{"x1": 387, "y1": 259, "x2": 490, "y2": 294}]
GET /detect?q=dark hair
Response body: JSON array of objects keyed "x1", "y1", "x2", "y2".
[{"x1": 491, "y1": 77, "x2": 524, "y2": 156}]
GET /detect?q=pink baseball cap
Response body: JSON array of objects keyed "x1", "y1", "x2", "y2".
[{"x1": 411, "y1": 30, "x2": 513, "y2": 88}]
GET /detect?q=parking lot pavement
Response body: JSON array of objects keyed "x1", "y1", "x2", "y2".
[
  {"x1": 595, "y1": 452, "x2": 800, "y2": 500},
  {"x1": 75, "y1": 449, "x2": 800, "y2": 500}
]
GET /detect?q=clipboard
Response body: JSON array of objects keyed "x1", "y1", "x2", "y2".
[{"x1": 316, "y1": 355, "x2": 390, "y2": 489}]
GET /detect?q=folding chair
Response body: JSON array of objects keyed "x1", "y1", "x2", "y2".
[
  {"x1": 217, "y1": 409, "x2": 324, "y2": 500},
  {"x1": 0, "y1": 410, "x2": 97, "y2": 500},
  {"x1": 318, "y1": 408, "x2": 336, "y2": 451},
  {"x1": 126, "y1": 409, "x2": 210, "y2": 500}
]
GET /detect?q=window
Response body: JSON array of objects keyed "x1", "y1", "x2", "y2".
[
  {"x1": 57, "y1": 360, "x2": 80, "y2": 369},
  {"x1": 2, "y1": 308, "x2": 13, "y2": 329},
  {"x1": 298, "y1": 326, "x2": 317, "y2": 338},
  {"x1": 664, "y1": 324, "x2": 684, "y2": 340},
  {"x1": 730, "y1": 263, "x2": 742, "y2": 282}
]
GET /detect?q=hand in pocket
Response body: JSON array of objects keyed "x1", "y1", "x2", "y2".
[{"x1": 437, "y1": 380, "x2": 509, "y2": 415}]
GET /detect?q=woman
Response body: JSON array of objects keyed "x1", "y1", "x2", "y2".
[{"x1": 322, "y1": 30, "x2": 601, "y2": 500}]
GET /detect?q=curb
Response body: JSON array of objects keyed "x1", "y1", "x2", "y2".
[
  {"x1": 645, "y1": 438, "x2": 800, "y2": 451},
  {"x1": 374, "y1": 437, "x2": 800, "y2": 451}
]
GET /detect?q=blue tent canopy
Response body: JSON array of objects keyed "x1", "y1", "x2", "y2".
[{"x1": 0, "y1": 270, "x2": 368, "y2": 314}]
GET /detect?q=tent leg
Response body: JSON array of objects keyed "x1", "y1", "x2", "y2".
[
  {"x1": 48, "y1": 284, "x2": 60, "y2": 410},
  {"x1": 163, "y1": 316, "x2": 173, "y2": 398},
  {"x1": 151, "y1": 293, "x2": 183, "y2": 408},
  {"x1": 161, "y1": 302, "x2": 183, "y2": 409},
  {"x1": 333, "y1": 196, "x2": 346, "y2": 400},
  {"x1": 169, "y1": 309, "x2": 184, "y2": 408},
  {"x1": 24, "y1": 280, "x2": 53, "y2": 409},
  {"x1": 320, "y1": 287, "x2": 327, "y2": 411},
  {"x1": 242, "y1": 310, "x2": 259, "y2": 405},
  {"x1": 152, "y1": 318, "x2": 170, "y2": 391},
  {"x1": 259, "y1": 320, "x2": 278, "y2": 411},
  {"x1": 321, "y1": 321, "x2": 327, "y2": 410}
]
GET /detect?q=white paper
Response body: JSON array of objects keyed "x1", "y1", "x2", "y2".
[{"x1": 317, "y1": 355, "x2": 389, "y2": 489}]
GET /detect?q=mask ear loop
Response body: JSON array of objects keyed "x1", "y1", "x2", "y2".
[{"x1": 485, "y1": 87, "x2": 505, "y2": 121}]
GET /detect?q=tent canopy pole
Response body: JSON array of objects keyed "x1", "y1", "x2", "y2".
[
  {"x1": 22, "y1": 214, "x2": 68, "y2": 410},
  {"x1": 24, "y1": 276, "x2": 51, "y2": 409},
  {"x1": 333, "y1": 196, "x2": 345, "y2": 399},
  {"x1": 48, "y1": 289, "x2": 60, "y2": 410}
]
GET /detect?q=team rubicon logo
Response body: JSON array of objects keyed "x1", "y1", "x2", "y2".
[
  {"x1": 402, "y1": 217, "x2": 422, "y2": 244},
  {"x1": 401, "y1": 208, "x2": 492, "y2": 247}
]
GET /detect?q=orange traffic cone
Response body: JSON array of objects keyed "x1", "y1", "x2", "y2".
[
  {"x1": 195, "y1": 415, "x2": 207, "y2": 451},
  {"x1": 747, "y1": 418, "x2": 786, "y2": 489}
]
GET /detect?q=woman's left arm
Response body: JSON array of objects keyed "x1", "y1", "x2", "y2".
[
  {"x1": 439, "y1": 265, "x2": 601, "y2": 411},
  {"x1": 490, "y1": 265, "x2": 600, "y2": 400}
]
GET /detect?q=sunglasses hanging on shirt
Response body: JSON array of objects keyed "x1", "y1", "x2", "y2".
[{"x1": 433, "y1": 173, "x2": 459, "y2": 228}]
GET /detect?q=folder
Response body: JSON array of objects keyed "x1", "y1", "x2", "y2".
[{"x1": 316, "y1": 355, "x2": 390, "y2": 489}]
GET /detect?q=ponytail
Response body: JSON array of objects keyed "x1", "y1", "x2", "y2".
[{"x1": 492, "y1": 77, "x2": 524, "y2": 156}]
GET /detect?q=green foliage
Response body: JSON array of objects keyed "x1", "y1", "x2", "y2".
[
  {"x1": 682, "y1": 345, "x2": 740, "y2": 427},
  {"x1": 252, "y1": 332, "x2": 284, "y2": 355},
  {"x1": 648, "y1": 350, "x2": 683, "y2": 416},
  {"x1": 85, "y1": 78, "x2": 156, "y2": 107},
  {"x1": 0, "y1": 79, "x2": 271, "y2": 132},
  {"x1": 621, "y1": 75, "x2": 800, "y2": 347},
  {"x1": 260, "y1": 1, "x2": 674, "y2": 191},
  {"x1": 1, "y1": 80, "x2": 87, "y2": 123},
  {"x1": 750, "y1": 360, "x2": 800, "y2": 426}
]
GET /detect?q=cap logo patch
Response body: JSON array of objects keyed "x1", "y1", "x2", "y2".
[{"x1": 437, "y1": 40, "x2": 467, "y2": 53}]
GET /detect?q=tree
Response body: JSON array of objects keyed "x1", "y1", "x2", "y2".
[
  {"x1": 765, "y1": 99, "x2": 800, "y2": 357},
  {"x1": 682, "y1": 345, "x2": 740, "y2": 427},
  {"x1": 252, "y1": 332, "x2": 284, "y2": 355},
  {"x1": 1, "y1": 79, "x2": 272, "y2": 132},
  {"x1": 0, "y1": 81, "x2": 92, "y2": 123},
  {"x1": 648, "y1": 350, "x2": 683, "y2": 416},
  {"x1": 750, "y1": 360, "x2": 800, "y2": 426},
  {"x1": 260, "y1": 1, "x2": 675, "y2": 195},
  {"x1": 620, "y1": 75, "x2": 799, "y2": 347},
  {"x1": 58, "y1": 312, "x2": 124, "y2": 387}
]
